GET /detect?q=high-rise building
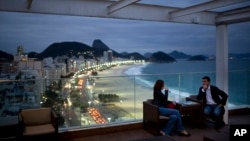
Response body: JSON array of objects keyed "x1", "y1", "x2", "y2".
[
  {"x1": 107, "y1": 50, "x2": 113, "y2": 62},
  {"x1": 17, "y1": 45, "x2": 24, "y2": 55},
  {"x1": 103, "y1": 50, "x2": 113, "y2": 62}
]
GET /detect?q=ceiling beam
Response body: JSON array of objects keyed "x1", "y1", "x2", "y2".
[
  {"x1": 169, "y1": 0, "x2": 249, "y2": 19},
  {"x1": 107, "y1": 0, "x2": 140, "y2": 14},
  {"x1": 216, "y1": 6, "x2": 250, "y2": 25},
  {"x1": 0, "y1": 0, "x2": 218, "y2": 25}
]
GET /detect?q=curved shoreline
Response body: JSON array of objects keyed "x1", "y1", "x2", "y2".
[
  {"x1": 92, "y1": 64, "x2": 153, "y2": 119},
  {"x1": 92, "y1": 64, "x2": 238, "y2": 111}
]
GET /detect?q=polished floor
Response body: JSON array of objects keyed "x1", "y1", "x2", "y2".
[{"x1": 61, "y1": 113, "x2": 250, "y2": 141}]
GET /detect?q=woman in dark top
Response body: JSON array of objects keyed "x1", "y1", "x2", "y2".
[{"x1": 152, "y1": 80, "x2": 190, "y2": 136}]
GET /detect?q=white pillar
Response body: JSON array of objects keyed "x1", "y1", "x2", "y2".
[{"x1": 216, "y1": 24, "x2": 228, "y2": 124}]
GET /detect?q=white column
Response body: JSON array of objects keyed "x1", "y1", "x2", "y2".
[{"x1": 216, "y1": 24, "x2": 228, "y2": 124}]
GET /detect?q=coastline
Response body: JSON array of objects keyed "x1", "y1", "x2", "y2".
[
  {"x1": 92, "y1": 64, "x2": 153, "y2": 120},
  {"x1": 91, "y1": 63, "x2": 241, "y2": 121}
]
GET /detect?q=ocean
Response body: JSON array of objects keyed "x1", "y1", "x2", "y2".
[{"x1": 124, "y1": 59, "x2": 250, "y2": 107}]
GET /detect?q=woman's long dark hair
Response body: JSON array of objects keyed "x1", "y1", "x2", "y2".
[{"x1": 153, "y1": 80, "x2": 164, "y2": 91}]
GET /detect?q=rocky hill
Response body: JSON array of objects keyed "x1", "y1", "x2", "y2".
[
  {"x1": 168, "y1": 50, "x2": 191, "y2": 59},
  {"x1": 149, "y1": 51, "x2": 176, "y2": 63},
  {"x1": 38, "y1": 41, "x2": 93, "y2": 59},
  {"x1": 3, "y1": 39, "x2": 249, "y2": 62},
  {"x1": 122, "y1": 52, "x2": 146, "y2": 60},
  {"x1": 92, "y1": 39, "x2": 110, "y2": 50},
  {"x1": 188, "y1": 55, "x2": 207, "y2": 61},
  {"x1": 0, "y1": 50, "x2": 14, "y2": 62}
]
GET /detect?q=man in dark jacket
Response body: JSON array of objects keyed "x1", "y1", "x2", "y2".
[{"x1": 197, "y1": 76, "x2": 228, "y2": 129}]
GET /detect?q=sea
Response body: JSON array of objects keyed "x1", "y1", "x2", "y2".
[{"x1": 124, "y1": 59, "x2": 250, "y2": 108}]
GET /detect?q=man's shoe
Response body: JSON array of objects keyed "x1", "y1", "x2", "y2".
[{"x1": 178, "y1": 130, "x2": 191, "y2": 137}]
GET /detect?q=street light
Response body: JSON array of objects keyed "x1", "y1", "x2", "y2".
[
  {"x1": 88, "y1": 101, "x2": 91, "y2": 107},
  {"x1": 107, "y1": 117, "x2": 111, "y2": 123}
]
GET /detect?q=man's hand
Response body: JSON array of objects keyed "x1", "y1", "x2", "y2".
[{"x1": 202, "y1": 84, "x2": 208, "y2": 90}]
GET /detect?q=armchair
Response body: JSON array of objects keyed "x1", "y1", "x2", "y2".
[
  {"x1": 143, "y1": 99, "x2": 169, "y2": 135},
  {"x1": 186, "y1": 95, "x2": 225, "y2": 127},
  {"x1": 18, "y1": 107, "x2": 58, "y2": 140}
]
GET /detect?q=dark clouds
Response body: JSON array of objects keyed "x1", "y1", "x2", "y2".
[{"x1": 0, "y1": 10, "x2": 249, "y2": 56}]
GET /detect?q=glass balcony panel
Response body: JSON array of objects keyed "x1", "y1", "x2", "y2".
[
  {"x1": 0, "y1": 70, "x2": 249, "y2": 131},
  {"x1": 228, "y1": 71, "x2": 250, "y2": 108}
]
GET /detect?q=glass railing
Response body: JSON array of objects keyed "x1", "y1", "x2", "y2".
[{"x1": 0, "y1": 70, "x2": 249, "y2": 132}]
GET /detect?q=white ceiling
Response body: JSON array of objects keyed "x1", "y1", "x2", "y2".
[{"x1": 0, "y1": 0, "x2": 250, "y2": 25}]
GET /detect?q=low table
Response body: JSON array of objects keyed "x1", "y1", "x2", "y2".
[
  {"x1": 0, "y1": 116, "x2": 19, "y2": 140},
  {"x1": 175, "y1": 100, "x2": 203, "y2": 127}
]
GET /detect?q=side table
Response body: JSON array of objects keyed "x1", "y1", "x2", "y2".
[
  {"x1": 175, "y1": 101, "x2": 203, "y2": 128},
  {"x1": 0, "y1": 116, "x2": 19, "y2": 140}
]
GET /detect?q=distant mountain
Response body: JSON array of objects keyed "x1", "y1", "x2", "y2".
[
  {"x1": 188, "y1": 55, "x2": 207, "y2": 61},
  {"x1": 149, "y1": 51, "x2": 176, "y2": 63},
  {"x1": 121, "y1": 52, "x2": 146, "y2": 60},
  {"x1": 39, "y1": 41, "x2": 93, "y2": 59},
  {"x1": 28, "y1": 52, "x2": 40, "y2": 59},
  {"x1": 0, "y1": 50, "x2": 13, "y2": 62},
  {"x1": 91, "y1": 39, "x2": 121, "y2": 58},
  {"x1": 144, "y1": 52, "x2": 152, "y2": 58},
  {"x1": 37, "y1": 40, "x2": 122, "y2": 59},
  {"x1": 3, "y1": 39, "x2": 250, "y2": 63},
  {"x1": 92, "y1": 39, "x2": 110, "y2": 50},
  {"x1": 168, "y1": 50, "x2": 191, "y2": 59},
  {"x1": 120, "y1": 52, "x2": 129, "y2": 56}
]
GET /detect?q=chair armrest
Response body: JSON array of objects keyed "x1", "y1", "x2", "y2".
[
  {"x1": 51, "y1": 109, "x2": 58, "y2": 133},
  {"x1": 143, "y1": 101, "x2": 159, "y2": 122},
  {"x1": 186, "y1": 95, "x2": 203, "y2": 104},
  {"x1": 17, "y1": 112, "x2": 24, "y2": 138},
  {"x1": 18, "y1": 112, "x2": 24, "y2": 124}
]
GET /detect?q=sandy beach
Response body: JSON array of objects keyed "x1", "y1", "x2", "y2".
[{"x1": 92, "y1": 64, "x2": 153, "y2": 121}]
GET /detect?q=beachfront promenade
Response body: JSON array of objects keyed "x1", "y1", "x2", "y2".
[
  {"x1": 62, "y1": 62, "x2": 190, "y2": 128},
  {"x1": 90, "y1": 64, "x2": 152, "y2": 120},
  {"x1": 81, "y1": 63, "x2": 181, "y2": 124}
]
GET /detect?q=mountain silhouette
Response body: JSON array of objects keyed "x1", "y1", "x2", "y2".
[
  {"x1": 121, "y1": 52, "x2": 146, "y2": 60},
  {"x1": 168, "y1": 50, "x2": 191, "y2": 59},
  {"x1": 149, "y1": 51, "x2": 176, "y2": 63},
  {"x1": 144, "y1": 52, "x2": 152, "y2": 58},
  {"x1": 2, "y1": 39, "x2": 250, "y2": 62},
  {"x1": 39, "y1": 41, "x2": 93, "y2": 59},
  {"x1": 92, "y1": 39, "x2": 110, "y2": 50},
  {"x1": 0, "y1": 50, "x2": 14, "y2": 62},
  {"x1": 188, "y1": 55, "x2": 207, "y2": 61},
  {"x1": 92, "y1": 39, "x2": 121, "y2": 58}
]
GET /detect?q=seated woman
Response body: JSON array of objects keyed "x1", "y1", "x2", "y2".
[{"x1": 152, "y1": 79, "x2": 191, "y2": 136}]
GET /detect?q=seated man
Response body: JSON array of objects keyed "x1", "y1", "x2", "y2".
[{"x1": 197, "y1": 76, "x2": 228, "y2": 129}]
